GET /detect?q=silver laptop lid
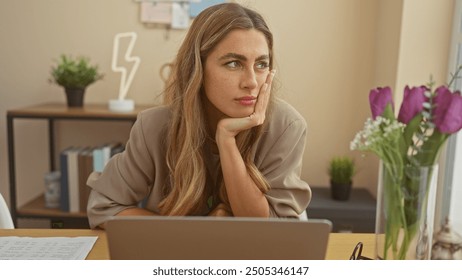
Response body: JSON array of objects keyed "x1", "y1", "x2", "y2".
[{"x1": 106, "y1": 216, "x2": 332, "y2": 260}]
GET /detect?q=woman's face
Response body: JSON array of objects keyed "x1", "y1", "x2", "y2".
[{"x1": 203, "y1": 29, "x2": 270, "y2": 119}]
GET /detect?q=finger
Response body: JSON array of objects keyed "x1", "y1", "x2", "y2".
[
  {"x1": 254, "y1": 83, "x2": 269, "y2": 115},
  {"x1": 266, "y1": 69, "x2": 276, "y2": 85},
  {"x1": 262, "y1": 70, "x2": 276, "y2": 101},
  {"x1": 254, "y1": 70, "x2": 275, "y2": 116}
]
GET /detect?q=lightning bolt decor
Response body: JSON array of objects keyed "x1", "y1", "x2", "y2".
[{"x1": 109, "y1": 32, "x2": 140, "y2": 112}]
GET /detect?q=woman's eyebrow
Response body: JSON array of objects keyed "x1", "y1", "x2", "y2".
[{"x1": 219, "y1": 53, "x2": 269, "y2": 61}]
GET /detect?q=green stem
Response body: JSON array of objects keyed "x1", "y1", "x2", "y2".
[
  {"x1": 382, "y1": 162, "x2": 406, "y2": 259},
  {"x1": 384, "y1": 164, "x2": 437, "y2": 259}
]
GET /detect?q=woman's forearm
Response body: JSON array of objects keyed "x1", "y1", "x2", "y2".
[
  {"x1": 217, "y1": 136, "x2": 269, "y2": 217},
  {"x1": 116, "y1": 207, "x2": 157, "y2": 217},
  {"x1": 98, "y1": 207, "x2": 157, "y2": 229}
]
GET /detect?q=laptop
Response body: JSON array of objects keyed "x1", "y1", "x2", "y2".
[{"x1": 105, "y1": 216, "x2": 332, "y2": 260}]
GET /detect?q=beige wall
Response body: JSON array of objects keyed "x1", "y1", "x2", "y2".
[
  {"x1": 396, "y1": 0, "x2": 454, "y2": 99},
  {"x1": 0, "y1": 0, "x2": 454, "y2": 215}
]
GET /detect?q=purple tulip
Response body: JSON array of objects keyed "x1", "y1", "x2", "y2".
[
  {"x1": 433, "y1": 86, "x2": 462, "y2": 134},
  {"x1": 398, "y1": 86, "x2": 427, "y2": 124},
  {"x1": 369, "y1": 87, "x2": 394, "y2": 119}
]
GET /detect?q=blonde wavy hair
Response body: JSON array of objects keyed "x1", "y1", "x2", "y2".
[{"x1": 158, "y1": 3, "x2": 274, "y2": 216}]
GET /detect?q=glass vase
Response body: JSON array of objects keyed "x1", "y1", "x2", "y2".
[{"x1": 375, "y1": 163, "x2": 439, "y2": 260}]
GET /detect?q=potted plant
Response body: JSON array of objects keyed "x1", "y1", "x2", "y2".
[
  {"x1": 328, "y1": 156, "x2": 356, "y2": 201},
  {"x1": 50, "y1": 54, "x2": 103, "y2": 107}
]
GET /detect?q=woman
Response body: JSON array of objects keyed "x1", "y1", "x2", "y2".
[{"x1": 87, "y1": 2, "x2": 310, "y2": 229}]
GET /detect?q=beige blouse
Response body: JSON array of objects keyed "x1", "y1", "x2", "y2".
[{"x1": 87, "y1": 99, "x2": 311, "y2": 228}]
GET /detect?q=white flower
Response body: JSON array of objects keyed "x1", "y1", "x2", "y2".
[{"x1": 350, "y1": 117, "x2": 405, "y2": 154}]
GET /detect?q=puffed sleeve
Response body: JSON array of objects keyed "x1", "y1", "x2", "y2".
[
  {"x1": 86, "y1": 110, "x2": 156, "y2": 228},
  {"x1": 255, "y1": 105, "x2": 311, "y2": 218}
]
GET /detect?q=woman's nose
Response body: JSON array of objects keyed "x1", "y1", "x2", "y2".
[{"x1": 240, "y1": 68, "x2": 258, "y2": 90}]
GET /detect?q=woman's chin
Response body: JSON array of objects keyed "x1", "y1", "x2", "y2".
[{"x1": 227, "y1": 109, "x2": 255, "y2": 119}]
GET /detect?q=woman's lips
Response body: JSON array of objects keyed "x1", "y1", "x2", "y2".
[{"x1": 236, "y1": 96, "x2": 257, "y2": 106}]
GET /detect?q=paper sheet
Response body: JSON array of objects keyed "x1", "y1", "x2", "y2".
[
  {"x1": 0, "y1": 236, "x2": 98, "y2": 260},
  {"x1": 171, "y1": 3, "x2": 190, "y2": 29},
  {"x1": 140, "y1": 2, "x2": 172, "y2": 24}
]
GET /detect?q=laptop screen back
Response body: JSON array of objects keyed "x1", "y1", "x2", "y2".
[{"x1": 106, "y1": 216, "x2": 332, "y2": 260}]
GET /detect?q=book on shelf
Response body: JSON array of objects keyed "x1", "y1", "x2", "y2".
[
  {"x1": 67, "y1": 147, "x2": 84, "y2": 212},
  {"x1": 92, "y1": 146, "x2": 104, "y2": 173},
  {"x1": 59, "y1": 146, "x2": 75, "y2": 212},
  {"x1": 59, "y1": 142, "x2": 124, "y2": 213},
  {"x1": 93, "y1": 142, "x2": 124, "y2": 173},
  {"x1": 78, "y1": 147, "x2": 94, "y2": 213}
]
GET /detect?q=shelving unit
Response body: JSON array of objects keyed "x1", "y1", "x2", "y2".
[
  {"x1": 307, "y1": 186, "x2": 377, "y2": 233},
  {"x1": 7, "y1": 103, "x2": 152, "y2": 228}
]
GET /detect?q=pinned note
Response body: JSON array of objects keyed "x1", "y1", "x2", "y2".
[
  {"x1": 190, "y1": 0, "x2": 226, "y2": 17},
  {"x1": 140, "y1": 2, "x2": 172, "y2": 24},
  {"x1": 171, "y1": 2, "x2": 190, "y2": 29}
]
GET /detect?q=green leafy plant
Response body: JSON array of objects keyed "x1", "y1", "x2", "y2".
[
  {"x1": 50, "y1": 54, "x2": 103, "y2": 90},
  {"x1": 328, "y1": 156, "x2": 356, "y2": 185}
]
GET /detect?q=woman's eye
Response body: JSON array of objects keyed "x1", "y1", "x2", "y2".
[
  {"x1": 225, "y1": 61, "x2": 240, "y2": 69},
  {"x1": 256, "y1": 61, "x2": 269, "y2": 70}
]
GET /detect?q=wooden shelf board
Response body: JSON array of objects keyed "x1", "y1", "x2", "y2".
[
  {"x1": 7, "y1": 102, "x2": 153, "y2": 119},
  {"x1": 17, "y1": 194, "x2": 87, "y2": 219}
]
